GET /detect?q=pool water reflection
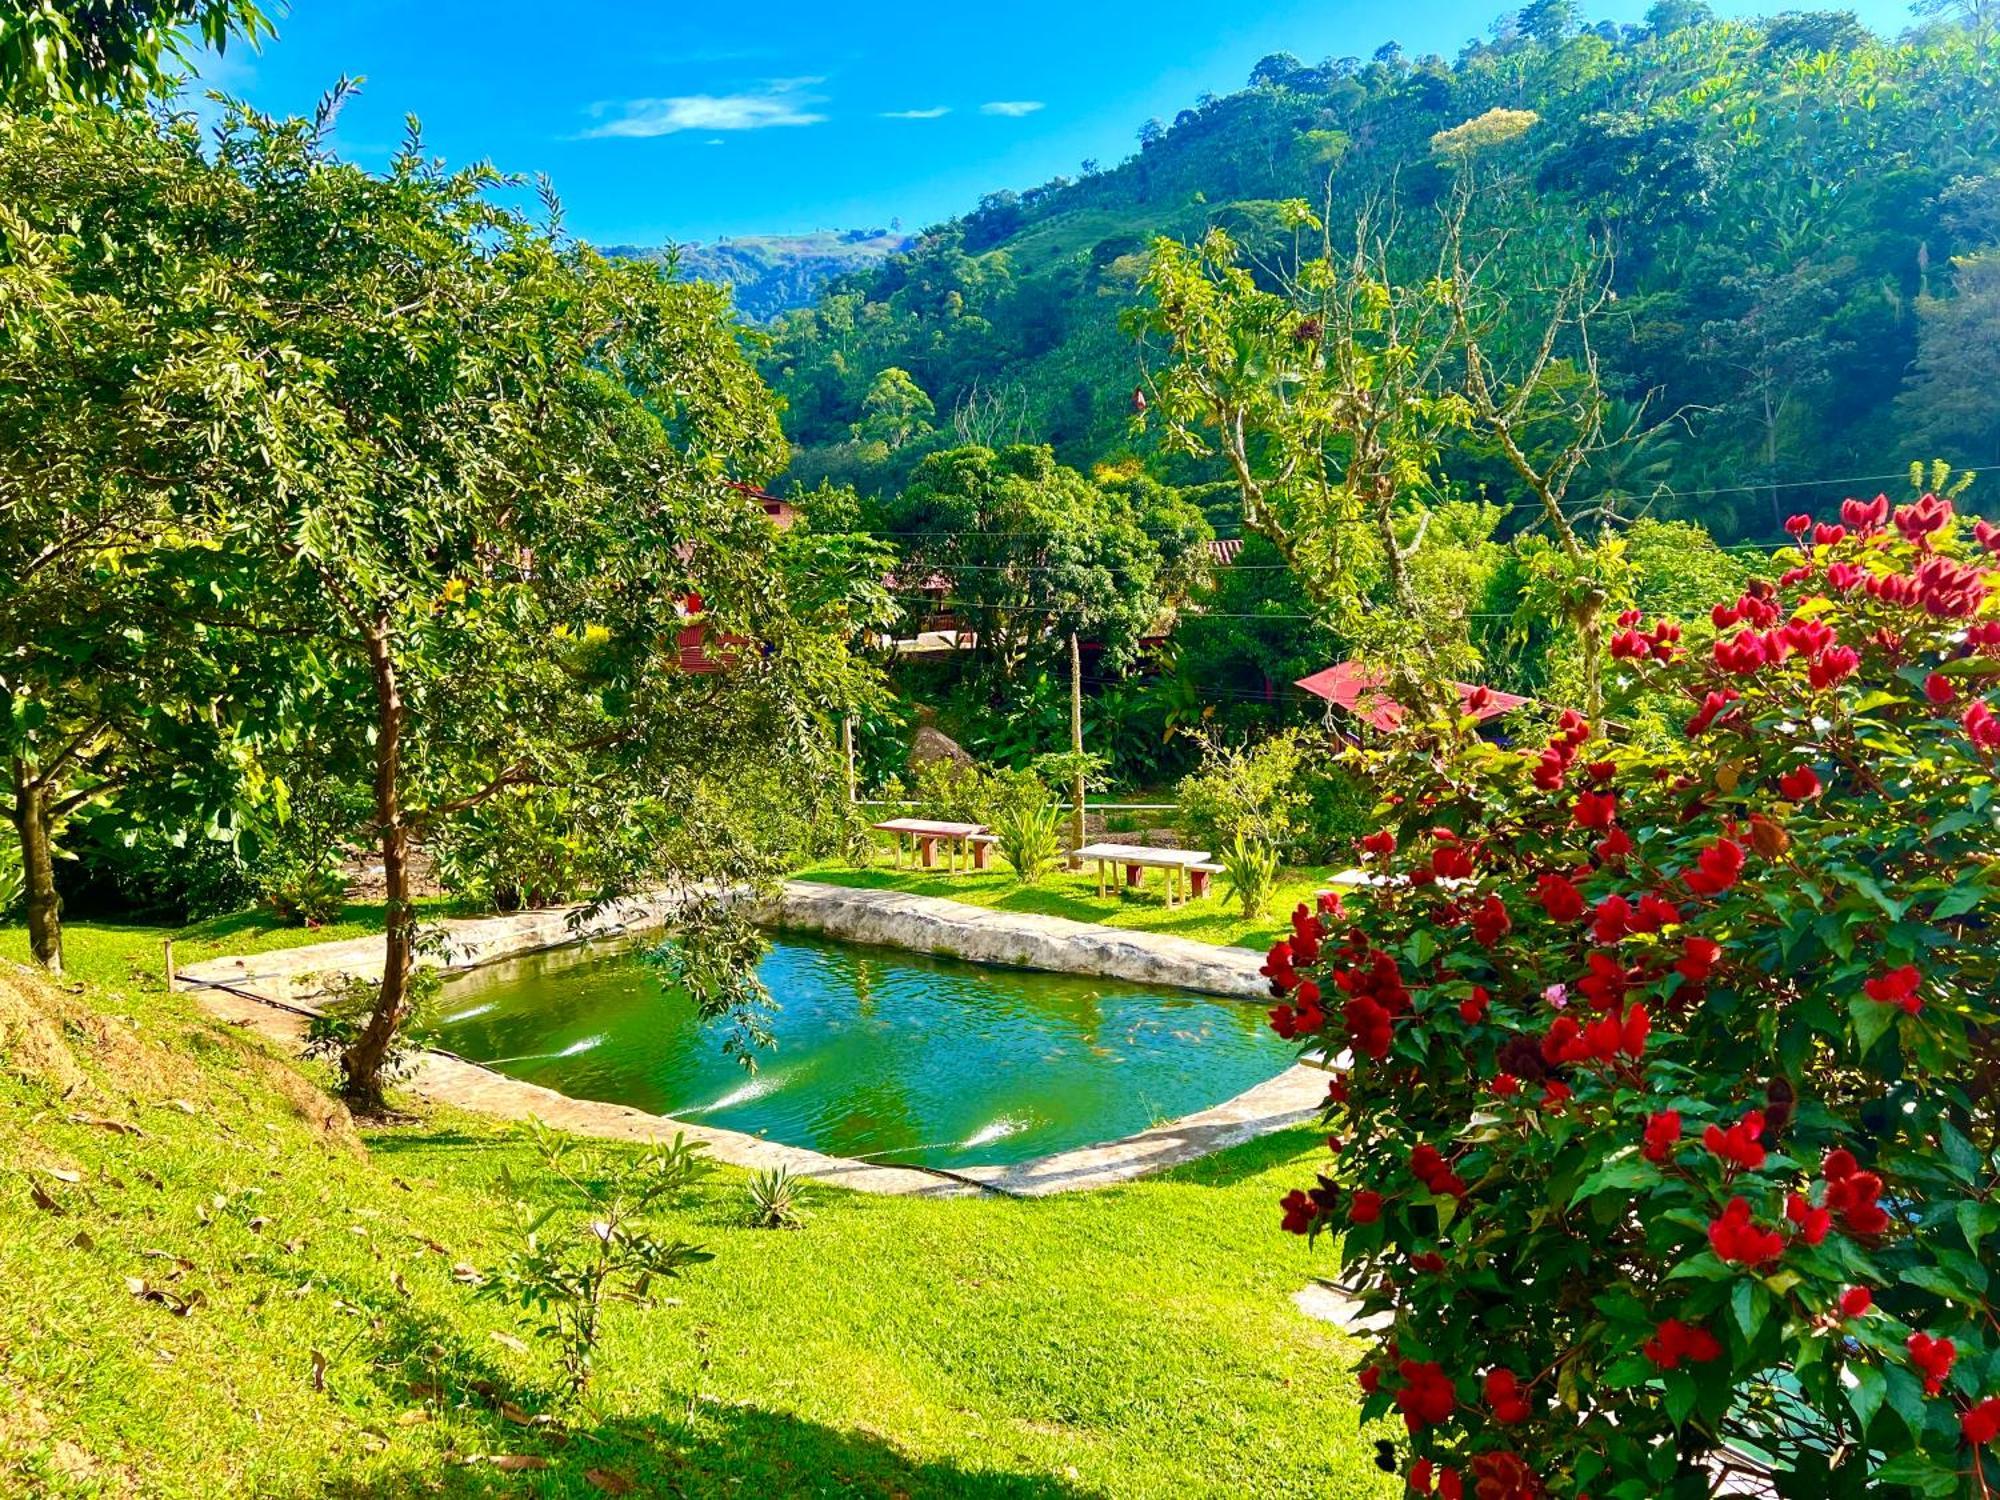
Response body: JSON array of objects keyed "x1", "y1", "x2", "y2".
[{"x1": 433, "y1": 932, "x2": 1294, "y2": 1170}]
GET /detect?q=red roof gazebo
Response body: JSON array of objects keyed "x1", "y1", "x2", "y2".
[{"x1": 1295, "y1": 659, "x2": 1529, "y2": 734}]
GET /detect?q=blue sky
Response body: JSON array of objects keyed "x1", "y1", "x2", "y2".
[{"x1": 192, "y1": 0, "x2": 1919, "y2": 248}]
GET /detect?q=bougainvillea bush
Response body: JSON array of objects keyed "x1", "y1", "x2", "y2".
[{"x1": 1270, "y1": 494, "x2": 2000, "y2": 1499}]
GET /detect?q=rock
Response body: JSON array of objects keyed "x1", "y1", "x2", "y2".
[{"x1": 907, "y1": 724, "x2": 973, "y2": 772}]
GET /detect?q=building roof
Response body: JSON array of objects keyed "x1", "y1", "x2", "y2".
[{"x1": 1294, "y1": 659, "x2": 1530, "y2": 734}]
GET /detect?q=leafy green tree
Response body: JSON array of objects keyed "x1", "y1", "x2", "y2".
[
  {"x1": 852, "y1": 365, "x2": 935, "y2": 451},
  {"x1": 0, "y1": 105, "x2": 295, "y2": 970},
  {"x1": 883, "y1": 444, "x2": 1209, "y2": 683},
  {"x1": 1897, "y1": 252, "x2": 2000, "y2": 466},
  {"x1": 3, "y1": 98, "x2": 881, "y2": 1097},
  {"x1": 0, "y1": 0, "x2": 271, "y2": 109}
]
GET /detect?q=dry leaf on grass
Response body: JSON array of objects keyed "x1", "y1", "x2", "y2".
[
  {"x1": 488, "y1": 1331, "x2": 528, "y2": 1354},
  {"x1": 309, "y1": 1349, "x2": 327, "y2": 1392},
  {"x1": 584, "y1": 1469, "x2": 635, "y2": 1495}
]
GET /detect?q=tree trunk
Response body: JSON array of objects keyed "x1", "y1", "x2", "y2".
[
  {"x1": 341, "y1": 617, "x2": 412, "y2": 1107},
  {"x1": 11, "y1": 762, "x2": 62, "y2": 974}
]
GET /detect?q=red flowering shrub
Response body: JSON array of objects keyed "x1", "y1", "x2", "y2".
[{"x1": 1272, "y1": 495, "x2": 2000, "y2": 1497}]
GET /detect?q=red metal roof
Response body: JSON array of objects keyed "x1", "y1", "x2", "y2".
[{"x1": 1295, "y1": 659, "x2": 1529, "y2": 733}]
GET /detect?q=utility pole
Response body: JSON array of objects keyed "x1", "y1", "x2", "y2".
[
  {"x1": 841, "y1": 715, "x2": 857, "y2": 805},
  {"x1": 1069, "y1": 633, "x2": 1086, "y2": 861}
]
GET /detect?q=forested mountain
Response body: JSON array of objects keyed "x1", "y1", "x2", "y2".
[
  {"x1": 761, "y1": 5, "x2": 2000, "y2": 541},
  {"x1": 608, "y1": 228, "x2": 914, "y2": 321}
]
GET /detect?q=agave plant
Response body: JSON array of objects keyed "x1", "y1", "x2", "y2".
[
  {"x1": 1220, "y1": 833, "x2": 1280, "y2": 920},
  {"x1": 993, "y1": 798, "x2": 1064, "y2": 884},
  {"x1": 744, "y1": 1165, "x2": 810, "y2": 1230}
]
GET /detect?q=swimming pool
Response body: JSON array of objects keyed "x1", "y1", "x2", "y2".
[{"x1": 432, "y1": 932, "x2": 1294, "y2": 1170}]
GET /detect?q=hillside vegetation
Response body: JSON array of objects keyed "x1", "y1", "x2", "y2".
[{"x1": 764, "y1": 8, "x2": 2000, "y2": 539}]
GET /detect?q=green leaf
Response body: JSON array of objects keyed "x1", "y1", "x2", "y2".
[
  {"x1": 1664, "y1": 1369, "x2": 1697, "y2": 1428},
  {"x1": 1846, "y1": 1362, "x2": 1885, "y2": 1436},
  {"x1": 1848, "y1": 992, "x2": 1896, "y2": 1057}
]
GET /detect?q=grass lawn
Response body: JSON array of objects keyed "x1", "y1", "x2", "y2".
[
  {"x1": 1, "y1": 917, "x2": 1390, "y2": 1499},
  {"x1": 791, "y1": 859, "x2": 1351, "y2": 951}
]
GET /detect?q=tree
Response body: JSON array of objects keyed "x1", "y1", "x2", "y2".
[
  {"x1": 1138, "y1": 116, "x2": 1166, "y2": 150},
  {"x1": 0, "y1": 105, "x2": 297, "y2": 970},
  {"x1": 1644, "y1": 0, "x2": 1714, "y2": 32},
  {"x1": 42, "y1": 95, "x2": 879, "y2": 1103},
  {"x1": 1897, "y1": 253, "x2": 2000, "y2": 467},
  {"x1": 852, "y1": 366, "x2": 935, "y2": 451},
  {"x1": 1248, "y1": 51, "x2": 1306, "y2": 89},
  {"x1": 0, "y1": 0, "x2": 271, "y2": 109},
  {"x1": 882, "y1": 445, "x2": 1209, "y2": 683},
  {"x1": 1517, "y1": 0, "x2": 1580, "y2": 46},
  {"x1": 1132, "y1": 201, "x2": 1474, "y2": 701}
]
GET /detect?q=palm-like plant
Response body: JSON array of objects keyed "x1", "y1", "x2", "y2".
[
  {"x1": 993, "y1": 798, "x2": 1064, "y2": 884},
  {"x1": 1220, "y1": 833, "x2": 1280, "y2": 920}
]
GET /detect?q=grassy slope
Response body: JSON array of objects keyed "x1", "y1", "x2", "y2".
[
  {"x1": 792, "y1": 861, "x2": 1349, "y2": 951},
  {"x1": 0, "y1": 917, "x2": 1389, "y2": 1499}
]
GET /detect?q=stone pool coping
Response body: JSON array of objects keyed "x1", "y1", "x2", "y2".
[{"x1": 176, "y1": 880, "x2": 1332, "y2": 1198}]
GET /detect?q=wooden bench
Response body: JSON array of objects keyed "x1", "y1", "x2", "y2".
[
  {"x1": 1072, "y1": 843, "x2": 1215, "y2": 908},
  {"x1": 968, "y1": 833, "x2": 997, "y2": 871},
  {"x1": 872, "y1": 818, "x2": 990, "y2": 872},
  {"x1": 1189, "y1": 861, "x2": 1224, "y2": 900}
]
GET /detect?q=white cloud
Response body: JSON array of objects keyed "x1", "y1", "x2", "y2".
[
  {"x1": 581, "y1": 79, "x2": 827, "y2": 139},
  {"x1": 980, "y1": 100, "x2": 1044, "y2": 117},
  {"x1": 881, "y1": 105, "x2": 950, "y2": 120}
]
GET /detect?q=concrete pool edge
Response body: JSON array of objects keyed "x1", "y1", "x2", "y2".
[{"x1": 175, "y1": 882, "x2": 1332, "y2": 1198}]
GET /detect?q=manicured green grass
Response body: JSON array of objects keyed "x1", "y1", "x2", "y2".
[
  {"x1": 792, "y1": 860, "x2": 1350, "y2": 951},
  {"x1": 1, "y1": 920, "x2": 1390, "y2": 1498}
]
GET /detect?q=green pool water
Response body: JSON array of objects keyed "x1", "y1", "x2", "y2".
[{"x1": 432, "y1": 932, "x2": 1294, "y2": 1170}]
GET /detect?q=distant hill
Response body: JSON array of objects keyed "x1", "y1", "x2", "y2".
[
  {"x1": 757, "y1": 13, "x2": 2000, "y2": 540},
  {"x1": 605, "y1": 229, "x2": 916, "y2": 322}
]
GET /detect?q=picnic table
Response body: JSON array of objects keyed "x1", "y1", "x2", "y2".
[
  {"x1": 872, "y1": 817, "x2": 993, "y2": 872},
  {"x1": 1072, "y1": 842, "x2": 1217, "y2": 908}
]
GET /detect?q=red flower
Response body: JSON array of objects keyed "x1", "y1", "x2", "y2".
[
  {"x1": 1469, "y1": 894, "x2": 1512, "y2": 948},
  {"x1": 1924, "y1": 671, "x2": 1956, "y2": 706},
  {"x1": 1785, "y1": 513, "x2": 1812, "y2": 537},
  {"x1": 1572, "y1": 790, "x2": 1617, "y2": 830},
  {"x1": 1350, "y1": 1190, "x2": 1383, "y2": 1225},
  {"x1": 1280, "y1": 1189, "x2": 1318, "y2": 1235},
  {"x1": 1357, "y1": 1365, "x2": 1381, "y2": 1394},
  {"x1": 1360, "y1": 830, "x2": 1397, "y2": 859},
  {"x1": 1643, "y1": 1317, "x2": 1723, "y2": 1370},
  {"x1": 1634, "y1": 894, "x2": 1682, "y2": 934},
  {"x1": 1534, "y1": 873, "x2": 1586, "y2": 923},
  {"x1": 1823, "y1": 1156, "x2": 1890, "y2": 1236},
  {"x1": 1839, "y1": 1287, "x2": 1873, "y2": 1319},
  {"x1": 1642, "y1": 1110, "x2": 1682, "y2": 1164},
  {"x1": 1809, "y1": 645, "x2": 1861, "y2": 689},
  {"x1": 1395, "y1": 1359, "x2": 1457, "y2": 1430},
  {"x1": 1595, "y1": 825, "x2": 1634, "y2": 863},
  {"x1": 1591, "y1": 895, "x2": 1632, "y2": 943},
  {"x1": 1483, "y1": 1368, "x2": 1532, "y2": 1424},
  {"x1": 1684, "y1": 838, "x2": 1746, "y2": 897},
  {"x1": 1966, "y1": 701, "x2": 2000, "y2": 753},
  {"x1": 1909, "y1": 1332, "x2": 1957, "y2": 1397},
  {"x1": 1675, "y1": 935, "x2": 1722, "y2": 984},
  {"x1": 1962, "y1": 1397, "x2": 2000, "y2": 1447},
  {"x1": 1841, "y1": 494, "x2": 1889, "y2": 534},
  {"x1": 1703, "y1": 1110, "x2": 1767, "y2": 1172},
  {"x1": 1776, "y1": 766, "x2": 1821, "y2": 800},
  {"x1": 1785, "y1": 1191, "x2": 1832, "y2": 1246},
  {"x1": 1708, "y1": 1196, "x2": 1784, "y2": 1266},
  {"x1": 1862, "y1": 965, "x2": 1922, "y2": 1016},
  {"x1": 1490, "y1": 1072, "x2": 1520, "y2": 1096},
  {"x1": 1458, "y1": 986, "x2": 1490, "y2": 1024}
]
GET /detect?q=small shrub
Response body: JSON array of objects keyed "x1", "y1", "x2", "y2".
[
  {"x1": 1219, "y1": 833, "x2": 1280, "y2": 919},
  {"x1": 994, "y1": 799, "x2": 1064, "y2": 883},
  {"x1": 744, "y1": 1165, "x2": 810, "y2": 1229},
  {"x1": 480, "y1": 1123, "x2": 713, "y2": 1399},
  {"x1": 260, "y1": 865, "x2": 347, "y2": 927},
  {"x1": 1265, "y1": 492, "x2": 2000, "y2": 1498},
  {"x1": 1176, "y1": 732, "x2": 1308, "y2": 856}
]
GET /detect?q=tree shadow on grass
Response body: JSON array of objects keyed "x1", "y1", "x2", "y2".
[{"x1": 302, "y1": 1398, "x2": 1103, "y2": 1500}]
